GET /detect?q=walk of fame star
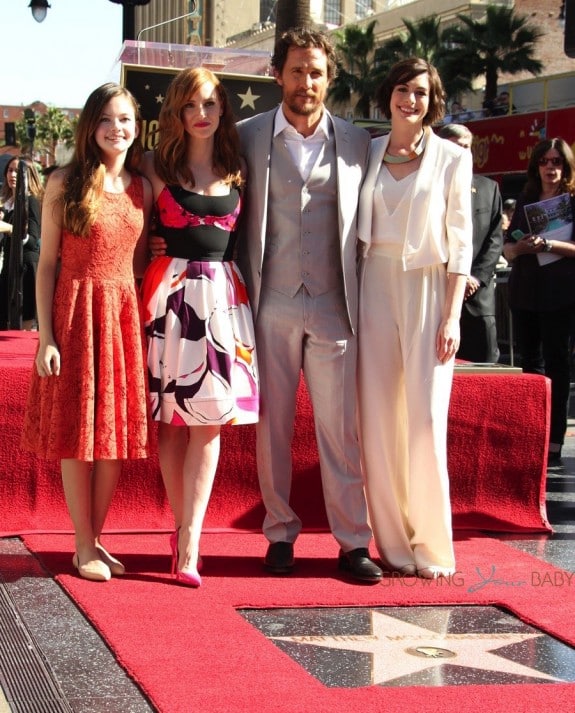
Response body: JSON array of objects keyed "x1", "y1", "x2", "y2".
[{"x1": 240, "y1": 606, "x2": 574, "y2": 688}]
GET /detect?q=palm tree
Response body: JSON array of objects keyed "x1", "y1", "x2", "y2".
[
  {"x1": 442, "y1": 4, "x2": 544, "y2": 105},
  {"x1": 328, "y1": 20, "x2": 378, "y2": 118},
  {"x1": 275, "y1": 0, "x2": 311, "y2": 42},
  {"x1": 375, "y1": 15, "x2": 472, "y2": 100},
  {"x1": 376, "y1": 15, "x2": 444, "y2": 67}
]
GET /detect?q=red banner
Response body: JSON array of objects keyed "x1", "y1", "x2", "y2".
[{"x1": 466, "y1": 106, "x2": 575, "y2": 176}]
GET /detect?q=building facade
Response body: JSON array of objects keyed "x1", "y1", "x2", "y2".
[{"x1": 134, "y1": 0, "x2": 259, "y2": 48}]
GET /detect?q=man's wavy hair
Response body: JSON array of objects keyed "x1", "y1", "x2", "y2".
[{"x1": 271, "y1": 27, "x2": 337, "y2": 81}]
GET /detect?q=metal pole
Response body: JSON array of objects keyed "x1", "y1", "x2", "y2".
[{"x1": 123, "y1": 5, "x2": 135, "y2": 41}]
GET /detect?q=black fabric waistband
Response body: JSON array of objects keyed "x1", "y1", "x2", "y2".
[{"x1": 160, "y1": 226, "x2": 235, "y2": 262}]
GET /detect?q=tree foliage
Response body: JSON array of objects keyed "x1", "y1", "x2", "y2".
[
  {"x1": 328, "y1": 20, "x2": 380, "y2": 118},
  {"x1": 329, "y1": 5, "x2": 545, "y2": 117},
  {"x1": 441, "y1": 4, "x2": 544, "y2": 103},
  {"x1": 376, "y1": 15, "x2": 444, "y2": 67},
  {"x1": 15, "y1": 107, "x2": 76, "y2": 165},
  {"x1": 375, "y1": 15, "x2": 473, "y2": 100}
]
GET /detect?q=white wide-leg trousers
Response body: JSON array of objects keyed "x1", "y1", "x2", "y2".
[{"x1": 358, "y1": 246, "x2": 455, "y2": 571}]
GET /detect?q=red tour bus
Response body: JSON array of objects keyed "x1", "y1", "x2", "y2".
[
  {"x1": 465, "y1": 104, "x2": 575, "y2": 201},
  {"x1": 454, "y1": 71, "x2": 575, "y2": 200}
]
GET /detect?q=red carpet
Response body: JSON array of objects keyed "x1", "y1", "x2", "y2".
[
  {"x1": 1, "y1": 331, "x2": 551, "y2": 536},
  {"x1": 20, "y1": 531, "x2": 575, "y2": 713}
]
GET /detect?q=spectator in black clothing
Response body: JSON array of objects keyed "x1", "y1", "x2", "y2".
[
  {"x1": 503, "y1": 138, "x2": 575, "y2": 463},
  {"x1": 493, "y1": 91, "x2": 516, "y2": 116},
  {"x1": 438, "y1": 123, "x2": 503, "y2": 363},
  {"x1": 0, "y1": 156, "x2": 43, "y2": 330}
]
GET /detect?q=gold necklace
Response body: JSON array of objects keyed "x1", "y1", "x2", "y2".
[{"x1": 383, "y1": 131, "x2": 427, "y2": 164}]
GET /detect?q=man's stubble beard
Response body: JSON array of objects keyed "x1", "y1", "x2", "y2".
[{"x1": 284, "y1": 94, "x2": 323, "y2": 117}]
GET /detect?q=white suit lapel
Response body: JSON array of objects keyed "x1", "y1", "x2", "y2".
[{"x1": 404, "y1": 130, "x2": 439, "y2": 249}]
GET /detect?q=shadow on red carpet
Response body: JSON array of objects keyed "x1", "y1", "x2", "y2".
[{"x1": 19, "y1": 531, "x2": 574, "y2": 713}]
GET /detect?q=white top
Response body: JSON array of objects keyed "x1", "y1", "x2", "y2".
[
  {"x1": 358, "y1": 130, "x2": 473, "y2": 275},
  {"x1": 273, "y1": 104, "x2": 331, "y2": 182},
  {"x1": 373, "y1": 166, "x2": 417, "y2": 245}
]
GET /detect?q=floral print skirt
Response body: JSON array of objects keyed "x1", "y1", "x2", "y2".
[{"x1": 140, "y1": 257, "x2": 259, "y2": 426}]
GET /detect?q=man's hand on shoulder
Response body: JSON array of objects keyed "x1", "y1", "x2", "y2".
[{"x1": 149, "y1": 234, "x2": 167, "y2": 257}]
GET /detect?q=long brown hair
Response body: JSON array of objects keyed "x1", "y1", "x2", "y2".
[
  {"x1": 0, "y1": 156, "x2": 44, "y2": 205},
  {"x1": 153, "y1": 67, "x2": 242, "y2": 189},
  {"x1": 62, "y1": 83, "x2": 143, "y2": 237}
]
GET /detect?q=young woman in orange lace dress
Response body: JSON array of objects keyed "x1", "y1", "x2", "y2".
[{"x1": 21, "y1": 83, "x2": 153, "y2": 582}]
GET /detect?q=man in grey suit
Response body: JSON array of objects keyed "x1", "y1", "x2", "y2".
[
  {"x1": 237, "y1": 28, "x2": 381, "y2": 582},
  {"x1": 438, "y1": 123, "x2": 503, "y2": 363}
]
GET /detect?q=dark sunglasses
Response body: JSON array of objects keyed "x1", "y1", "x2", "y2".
[{"x1": 538, "y1": 156, "x2": 563, "y2": 167}]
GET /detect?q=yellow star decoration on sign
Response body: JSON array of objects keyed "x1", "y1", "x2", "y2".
[{"x1": 237, "y1": 86, "x2": 260, "y2": 110}]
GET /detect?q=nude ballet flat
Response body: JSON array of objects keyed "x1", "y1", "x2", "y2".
[
  {"x1": 72, "y1": 554, "x2": 111, "y2": 582},
  {"x1": 96, "y1": 544, "x2": 126, "y2": 576},
  {"x1": 397, "y1": 564, "x2": 417, "y2": 576}
]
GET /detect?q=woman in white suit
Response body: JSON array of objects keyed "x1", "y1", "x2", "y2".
[{"x1": 357, "y1": 58, "x2": 473, "y2": 579}]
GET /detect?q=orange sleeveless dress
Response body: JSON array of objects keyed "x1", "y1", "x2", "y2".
[{"x1": 21, "y1": 176, "x2": 152, "y2": 461}]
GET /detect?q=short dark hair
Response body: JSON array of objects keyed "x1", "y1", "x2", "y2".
[
  {"x1": 376, "y1": 57, "x2": 445, "y2": 126},
  {"x1": 524, "y1": 137, "x2": 575, "y2": 200},
  {"x1": 271, "y1": 27, "x2": 337, "y2": 81}
]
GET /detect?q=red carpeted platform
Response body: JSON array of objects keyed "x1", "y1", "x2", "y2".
[{"x1": 0, "y1": 331, "x2": 551, "y2": 536}]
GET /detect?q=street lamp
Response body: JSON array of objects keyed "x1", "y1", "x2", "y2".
[
  {"x1": 29, "y1": 0, "x2": 50, "y2": 23},
  {"x1": 108, "y1": 0, "x2": 152, "y2": 41}
]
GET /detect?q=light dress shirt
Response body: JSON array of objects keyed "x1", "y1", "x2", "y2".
[{"x1": 273, "y1": 104, "x2": 331, "y2": 182}]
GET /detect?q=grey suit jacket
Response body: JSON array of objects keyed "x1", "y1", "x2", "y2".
[{"x1": 236, "y1": 108, "x2": 370, "y2": 334}]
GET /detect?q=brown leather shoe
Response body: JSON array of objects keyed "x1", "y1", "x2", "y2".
[
  {"x1": 338, "y1": 548, "x2": 383, "y2": 583},
  {"x1": 264, "y1": 541, "x2": 294, "y2": 574}
]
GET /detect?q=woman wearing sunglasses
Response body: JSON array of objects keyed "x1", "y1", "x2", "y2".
[{"x1": 503, "y1": 138, "x2": 575, "y2": 463}]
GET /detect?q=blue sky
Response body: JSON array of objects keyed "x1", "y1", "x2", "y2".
[{"x1": 2, "y1": 0, "x2": 123, "y2": 108}]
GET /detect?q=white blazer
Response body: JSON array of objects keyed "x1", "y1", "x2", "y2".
[{"x1": 358, "y1": 130, "x2": 473, "y2": 275}]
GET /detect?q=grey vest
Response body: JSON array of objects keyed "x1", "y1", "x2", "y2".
[{"x1": 262, "y1": 129, "x2": 343, "y2": 298}]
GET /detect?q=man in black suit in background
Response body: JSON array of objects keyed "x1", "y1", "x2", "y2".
[{"x1": 438, "y1": 124, "x2": 503, "y2": 363}]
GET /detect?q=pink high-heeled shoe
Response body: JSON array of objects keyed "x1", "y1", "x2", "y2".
[
  {"x1": 169, "y1": 529, "x2": 202, "y2": 587},
  {"x1": 176, "y1": 569, "x2": 202, "y2": 587}
]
